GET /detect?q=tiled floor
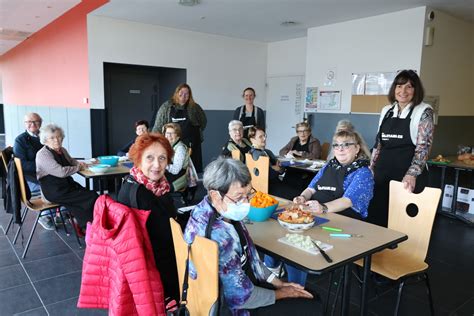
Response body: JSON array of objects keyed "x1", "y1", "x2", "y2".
[{"x1": 0, "y1": 192, "x2": 473, "y2": 315}]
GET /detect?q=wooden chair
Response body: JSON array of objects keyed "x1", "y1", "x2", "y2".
[
  {"x1": 13, "y1": 158, "x2": 74, "y2": 258},
  {"x1": 231, "y1": 149, "x2": 241, "y2": 161},
  {"x1": 1, "y1": 147, "x2": 13, "y2": 234},
  {"x1": 355, "y1": 180, "x2": 441, "y2": 315},
  {"x1": 170, "y1": 218, "x2": 219, "y2": 316},
  {"x1": 321, "y1": 142, "x2": 330, "y2": 160},
  {"x1": 245, "y1": 153, "x2": 269, "y2": 194}
]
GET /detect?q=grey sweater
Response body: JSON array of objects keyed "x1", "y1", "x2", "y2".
[{"x1": 36, "y1": 146, "x2": 80, "y2": 180}]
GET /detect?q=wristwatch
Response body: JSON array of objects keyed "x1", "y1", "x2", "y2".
[{"x1": 320, "y1": 203, "x2": 328, "y2": 214}]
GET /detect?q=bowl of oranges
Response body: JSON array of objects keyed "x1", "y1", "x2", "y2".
[{"x1": 248, "y1": 192, "x2": 279, "y2": 222}]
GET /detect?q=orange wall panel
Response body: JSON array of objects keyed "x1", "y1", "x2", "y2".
[{"x1": 0, "y1": 0, "x2": 108, "y2": 108}]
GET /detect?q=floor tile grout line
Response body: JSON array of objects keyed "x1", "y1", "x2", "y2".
[
  {"x1": 17, "y1": 250, "x2": 79, "y2": 265},
  {"x1": 54, "y1": 230, "x2": 84, "y2": 262},
  {"x1": 3, "y1": 230, "x2": 50, "y2": 315},
  {"x1": 32, "y1": 269, "x2": 82, "y2": 284},
  {"x1": 43, "y1": 295, "x2": 79, "y2": 308},
  {"x1": 12, "y1": 305, "x2": 47, "y2": 316}
]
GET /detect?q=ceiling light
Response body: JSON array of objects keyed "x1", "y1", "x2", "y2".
[
  {"x1": 179, "y1": 0, "x2": 199, "y2": 6},
  {"x1": 281, "y1": 21, "x2": 298, "y2": 27}
]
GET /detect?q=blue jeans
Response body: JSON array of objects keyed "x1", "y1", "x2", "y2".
[{"x1": 264, "y1": 255, "x2": 308, "y2": 286}]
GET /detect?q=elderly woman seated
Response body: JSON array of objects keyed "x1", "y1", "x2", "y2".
[
  {"x1": 184, "y1": 158, "x2": 320, "y2": 315},
  {"x1": 279, "y1": 122, "x2": 322, "y2": 159},
  {"x1": 35, "y1": 124, "x2": 98, "y2": 234},
  {"x1": 117, "y1": 120, "x2": 149, "y2": 156},
  {"x1": 117, "y1": 132, "x2": 180, "y2": 303},
  {"x1": 163, "y1": 123, "x2": 191, "y2": 192},
  {"x1": 221, "y1": 120, "x2": 252, "y2": 162},
  {"x1": 266, "y1": 130, "x2": 374, "y2": 285}
]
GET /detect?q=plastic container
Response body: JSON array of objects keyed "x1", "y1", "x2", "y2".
[
  {"x1": 247, "y1": 203, "x2": 279, "y2": 222},
  {"x1": 88, "y1": 164, "x2": 111, "y2": 174},
  {"x1": 98, "y1": 155, "x2": 119, "y2": 167}
]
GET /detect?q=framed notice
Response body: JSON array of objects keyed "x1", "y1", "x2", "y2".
[
  {"x1": 305, "y1": 87, "x2": 319, "y2": 113},
  {"x1": 319, "y1": 90, "x2": 342, "y2": 111}
]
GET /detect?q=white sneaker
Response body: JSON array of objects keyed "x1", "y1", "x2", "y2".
[{"x1": 38, "y1": 216, "x2": 55, "y2": 231}]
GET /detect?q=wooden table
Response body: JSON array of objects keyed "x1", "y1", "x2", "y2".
[
  {"x1": 427, "y1": 156, "x2": 474, "y2": 225},
  {"x1": 278, "y1": 157, "x2": 324, "y2": 173},
  {"x1": 247, "y1": 198, "x2": 407, "y2": 315},
  {"x1": 78, "y1": 164, "x2": 131, "y2": 194}
]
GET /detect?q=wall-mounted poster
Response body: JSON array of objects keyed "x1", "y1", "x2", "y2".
[
  {"x1": 305, "y1": 87, "x2": 319, "y2": 112},
  {"x1": 319, "y1": 90, "x2": 342, "y2": 111}
]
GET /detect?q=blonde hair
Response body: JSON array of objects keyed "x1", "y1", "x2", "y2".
[
  {"x1": 163, "y1": 123, "x2": 182, "y2": 138},
  {"x1": 171, "y1": 83, "x2": 196, "y2": 106}
]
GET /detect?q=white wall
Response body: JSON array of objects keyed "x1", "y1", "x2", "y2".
[
  {"x1": 420, "y1": 9, "x2": 474, "y2": 116},
  {"x1": 88, "y1": 16, "x2": 268, "y2": 111},
  {"x1": 267, "y1": 37, "x2": 306, "y2": 77},
  {"x1": 306, "y1": 7, "x2": 426, "y2": 113}
]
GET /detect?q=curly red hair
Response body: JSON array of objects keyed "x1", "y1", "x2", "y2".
[{"x1": 128, "y1": 132, "x2": 173, "y2": 166}]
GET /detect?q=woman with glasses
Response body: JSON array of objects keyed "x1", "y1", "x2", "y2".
[
  {"x1": 221, "y1": 120, "x2": 252, "y2": 162},
  {"x1": 35, "y1": 124, "x2": 98, "y2": 235},
  {"x1": 266, "y1": 130, "x2": 374, "y2": 285},
  {"x1": 184, "y1": 157, "x2": 320, "y2": 315},
  {"x1": 368, "y1": 70, "x2": 434, "y2": 227},
  {"x1": 279, "y1": 122, "x2": 322, "y2": 160},
  {"x1": 326, "y1": 119, "x2": 371, "y2": 161},
  {"x1": 117, "y1": 133, "x2": 180, "y2": 303},
  {"x1": 163, "y1": 123, "x2": 190, "y2": 192}
]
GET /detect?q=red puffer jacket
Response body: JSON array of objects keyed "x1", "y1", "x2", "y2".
[{"x1": 78, "y1": 195, "x2": 166, "y2": 316}]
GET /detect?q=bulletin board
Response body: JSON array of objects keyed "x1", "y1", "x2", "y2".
[{"x1": 351, "y1": 95, "x2": 388, "y2": 113}]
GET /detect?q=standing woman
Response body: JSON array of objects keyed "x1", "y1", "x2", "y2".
[
  {"x1": 368, "y1": 70, "x2": 434, "y2": 227},
  {"x1": 233, "y1": 87, "x2": 265, "y2": 138},
  {"x1": 152, "y1": 84, "x2": 207, "y2": 172}
]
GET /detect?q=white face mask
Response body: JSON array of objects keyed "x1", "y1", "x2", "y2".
[{"x1": 215, "y1": 192, "x2": 251, "y2": 221}]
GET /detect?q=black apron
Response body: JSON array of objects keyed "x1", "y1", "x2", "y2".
[
  {"x1": 310, "y1": 161, "x2": 363, "y2": 220},
  {"x1": 239, "y1": 106, "x2": 257, "y2": 138},
  {"x1": 170, "y1": 104, "x2": 203, "y2": 172},
  {"x1": 367, "y1": 105, "x2": 428, "y2": 227}
]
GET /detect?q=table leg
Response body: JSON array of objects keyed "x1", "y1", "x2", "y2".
[
  {"x1": 98, "y1": 178, "x2": 104, "y2": 195},
  {"x1": 451, "y1": 169, "x2": 460, "y2": 214},
  {"x1": 114, "y1": 177, "x2": 121, "y2": 196},
  {"x1": 438, "y1": 166, "x2": 446, "y2": 212},
  {"x1": 341, "y1": 264, "x2": 351, "y2": 316},
  {"x1": 360, "y1": 255, "x2": 371, "y2": 316},
  {"x1": 85, "y1": 178, "x2": 90, "y2": 191}
]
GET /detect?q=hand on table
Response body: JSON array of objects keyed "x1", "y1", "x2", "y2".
[
  {"x1": 303, "y1": 200, "x2": 324, "y2": 214},
  {"x1": 293, "y1": 195, "x2": 306, "y2": 204},
  {"x1": 275, "y1": 284, "x2": 313, "y2": 300},
  {"x1": 78, "y1": 162, "x2": 88, "y2": 170}
]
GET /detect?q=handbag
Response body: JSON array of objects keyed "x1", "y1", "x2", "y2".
[{"x1": 167, "y1": 244, "x2": 191, "y2": 316}]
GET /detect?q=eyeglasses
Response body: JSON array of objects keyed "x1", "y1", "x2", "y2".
[
  {"x1": 224, "y1": 188, "x2": 257, "y2": 205},
  {"x1": 25, "y1": 120, "x2": 41, "y2": 125},
  {"x1": 296, "y1": 129, "x2": 310, "y2": 134},
  {"x1": 332, "y1": 142, "x2": 356, "y2": 150},
  {"x1": 230, "y1": 128, "x2": 242, "y2": 133}
]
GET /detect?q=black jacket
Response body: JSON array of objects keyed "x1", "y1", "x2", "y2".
[
  {"x1": 13, "y1": 131, "x2": 43, "y2": 183},
  {"x1": 5, "y1": 159, "x2": 31, "y2": 223}
]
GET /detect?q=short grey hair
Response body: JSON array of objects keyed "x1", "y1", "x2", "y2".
[
  {"x1": 335, "y1": 120, "x2": 355, "y2": 133},
  {"x1": 203, "y1": 157, "x2": 251, "y2": 194},
  {"x1": 40, "y1": 123, "x2": 65, "y2": 144},
  {"x1": 228, "y1": 120, "x2": 243, "y2": 131}
]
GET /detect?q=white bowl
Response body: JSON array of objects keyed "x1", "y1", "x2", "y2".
[
  {"x1": 88, "y1": 164, "x2": 111, "y2": 174},
  {"x1": 278, "y1": 218, "x2": 315, "y2": 233}
]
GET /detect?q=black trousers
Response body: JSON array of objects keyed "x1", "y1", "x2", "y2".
[{"x1": 250, "y1": 297, "x2": 322, "y2": 316}]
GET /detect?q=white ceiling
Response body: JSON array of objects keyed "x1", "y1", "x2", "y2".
[{"x1": 1, "y1": 0, "x2": 473, "y2": 56}]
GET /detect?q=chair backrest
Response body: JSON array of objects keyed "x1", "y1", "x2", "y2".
[
  {"x1": 170, "y1": 218, "x2": 219, "y2": 316},
  {"x1": 13, "y1": 157, "x2": 31, "y2": 205},
  {"x1": 388, "y1": 180, "x2": 441, "y2": 262},
  {"x1": 245, "y1": 153, "x2": 269, "y2": 194},
  {"x1": 231, "y1": 149, "x2": 240, "y2": 161},
  {"x1": 321, "y1": 142, "x2": 330, "y2": 160},
  {"x1": 1, "y1": 147, "x2": 13, "y2": 174}
]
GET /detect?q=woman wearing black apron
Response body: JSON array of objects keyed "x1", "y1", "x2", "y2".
[
  {"x1": 152, "y1": 84, "x2": 207, "y2": 172},
  {"x1": 368, "y1": 70, "x2": 434, "y2": 228},
  {"x1": 264, "y1": 130, "x2": 374, "y2": 285},
  {"x1": 232, "y1": 87, "x2": 265, "y2": 139}
]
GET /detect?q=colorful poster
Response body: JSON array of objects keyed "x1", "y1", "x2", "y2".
[
  {"x1": 305, "y1": 87, "x2": 318, "y2": 112},
  {"x1": 319, "y1": 90, "x2": 342, "y2": 111}
]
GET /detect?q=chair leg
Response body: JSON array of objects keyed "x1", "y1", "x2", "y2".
[
  {"x1": 68, "y1": 214, "x2": 83, "y2": 248},
  {"x1": 4, "y1": 215, "x2": 13, "y2": 235},
  {"x1": 57, "y1": 208, "x2": 70, "y2": 236},
  {"x1": 13, "y1": 207, "x2": 29, "y2": 244},
  {"x1": 394, "y1": 280, "x2": 405, "y2": 316},
  {"x1": 424, "y1": 273, "x2": 435, "y2": 316},
  {"x1": 48, "y1": 209, "x2": 58, "y2": 232},
  {"x1": 22, "y1": 212, "x2": 41, "y2": 259}
]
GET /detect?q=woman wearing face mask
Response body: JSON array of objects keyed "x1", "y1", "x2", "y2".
[
  {"x1": 184, "y1": 158, "x2": 320, "y2": 315},
  {"x1": 117, "y1": 120, "x2": 149, "y2": 157},
  {"x1": 117, "y1": 133, "x2": 179, "y2": 303},
  {"x1": 152, "y1": 83, "x2": 207, "y2": 172},
  {"x1": 368, "y1": 70, "x2": 434, "y2": 227},
  {"x1": 233, "y1": 87, "x2": 265, "y2": 138}
]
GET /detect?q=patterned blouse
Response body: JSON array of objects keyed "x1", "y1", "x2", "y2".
[
  {"x1": 308, "y1": 160, "x2": 374, "y2": 218},
  {"x1": 371, "y1": 102, "x2": 434, "y2": 177}
]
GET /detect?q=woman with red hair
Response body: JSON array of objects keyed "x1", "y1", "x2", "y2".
[{"x1": 117, "y1": 132, "x2": 179, "y2": 304}]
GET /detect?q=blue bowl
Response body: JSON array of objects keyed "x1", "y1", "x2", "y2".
[
  {"x1": 89, "y1": 164, "x2": 111, "y2": 174},
  {"x1": 248, "y1": 203, "x2": 279, "y2": 222},
  {"x1": 98, "y1": 155, "x2": 119, "y2": 167}
]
